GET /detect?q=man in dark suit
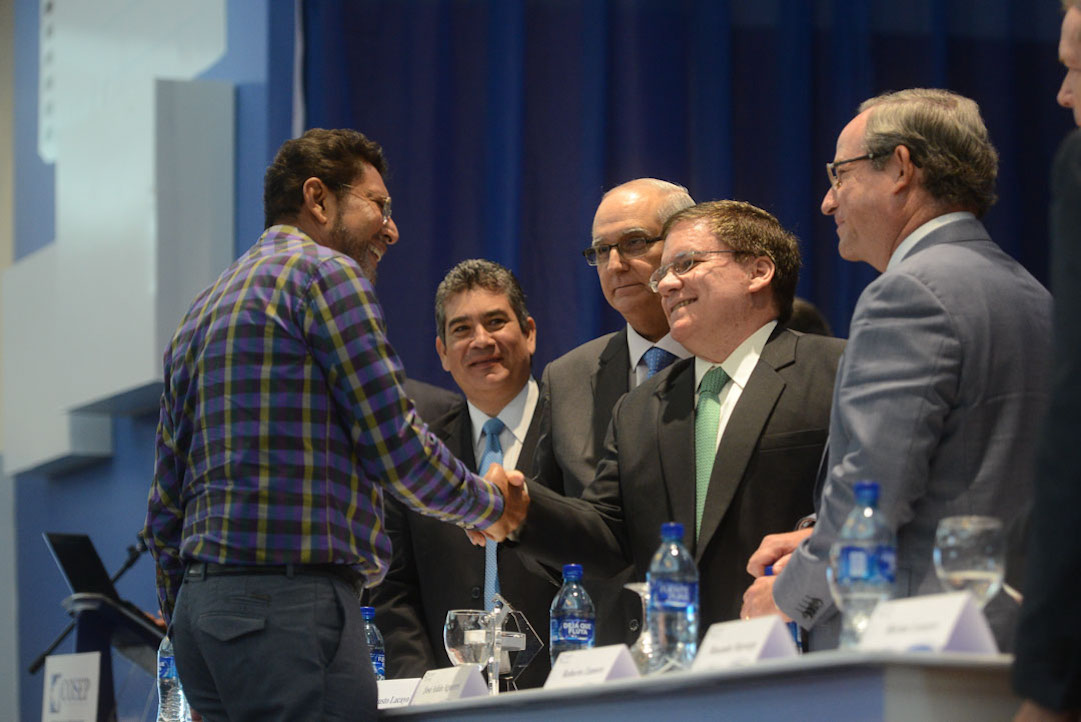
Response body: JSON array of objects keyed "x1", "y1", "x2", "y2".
[
  {"x1": 1012, "y1": 6, "x2": 1081, "y2": 719},
  {"x1": 532, "y1": 178, "x2": 694, "y2": 645},
  {"x1": 501, "y1": 201, "x2": 844, "y2": 639},
  {"x1": 370, "y1": 259, "x2": 556, "y2": 689}
]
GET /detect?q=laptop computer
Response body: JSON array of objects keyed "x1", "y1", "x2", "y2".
[{"x1": 43, "y1": 532, "x2": 123, "y2": 600}]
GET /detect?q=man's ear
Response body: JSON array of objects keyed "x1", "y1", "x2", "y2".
[
  {"x1": 435, "y1": 335, "x2": 451, "y2": 372},
  {"x1": 747, "y1": 256, "x2": 775, "y2": 293},
  {"x1": 891, "y1": 144, "x2": 918, "y2": 193},
  {"x1": 302, "y1": 177, "x2": 333, "y2": 226}
]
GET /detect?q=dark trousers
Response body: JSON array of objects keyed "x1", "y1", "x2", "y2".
[{"x1": 172, "y1": 566, "x2": 377, "y2": 721}]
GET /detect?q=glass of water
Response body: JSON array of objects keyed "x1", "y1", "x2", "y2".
[{"x1": 933, "y1": 515, "x2": 1005, "y2": 608}]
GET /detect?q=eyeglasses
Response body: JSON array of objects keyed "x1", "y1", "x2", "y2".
[
  {"x1": 648, "y1": 250, "x2": 742, "y2": 293},
  {"x1": 825, "y1": 153, "x2": 877, "y2": 189},
  {"x1": 341, "y1": 184, "x2": 393, "y2": 225},
  {"x1": 582, "y1": 236, "x2": 662, "y2": 266}
]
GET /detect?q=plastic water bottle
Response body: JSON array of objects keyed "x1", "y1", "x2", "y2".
[
  {"x1": 827, "y1": 481, "x2": 897, "y2": 648},
  {"x1": 647, "y1": 522, "x2": 698, "y2": 672},
  {"x1": 549, "y1": 563, "x2": 596, "y2": 666},
  {"x1": 360, "y1": 606, "x2": 386, "y2": 680},
  {"x1": 764, "y1": 564, "x2": 802, "y2": 654},
  {"x1": 156, "y1": 634, "x2": 191, "y2": 722}
]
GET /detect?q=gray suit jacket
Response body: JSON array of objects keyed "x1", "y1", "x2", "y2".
[
  {"x1": 775, "y1": 216, "x2": 1053, "y2": 650},
  {"x1": 521, "y1": 328, "x2": 844, "y2": 629}
]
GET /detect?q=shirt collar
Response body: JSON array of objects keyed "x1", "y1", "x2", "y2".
[
  {"x1": 626, "y1": 324, "x2": 692, "y2": 369},
  {"x1": 467, "y1": 377, "x2": 539, "y2": 448},
  {"x1": 887, "y1": 211, "x2": 975, "y2": 271},
  {"x1": 693, "y1": 321, "x2": 777, "y2": 392}
]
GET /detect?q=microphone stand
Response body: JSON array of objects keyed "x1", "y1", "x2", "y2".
[{"x1": 28, "y1": 537, "x2": 149, "y2": 675}]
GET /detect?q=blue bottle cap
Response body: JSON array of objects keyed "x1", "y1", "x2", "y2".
[
  {"x1": 360, "y1": 605, "x2": 375, "y2": 620},
  {"x1": 562, "y1": 563, "x2": 583, "y2": 580},
  {"x1": 854, "y1": 481, "x2": 880, "y2": 507},
  {"x1": 660, "y1": 521, "x2": 684, "y2": 541}
]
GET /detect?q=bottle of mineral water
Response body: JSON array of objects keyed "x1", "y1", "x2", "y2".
[
  {"x1": 360, "y1": 606, "x2": 386, "y2": 680},
  {"x1": 156, "y1": 634, "x2": 191, "y2": 722},
  {"x1": 549, "y1": 563, "x2": 596, "y2": 666},
  {"x1": 647, "y1": 522, "x2": 698, "y2": 672},
  {"x1": 827, "y1": 481, "x2": 897, "y2": 648}
]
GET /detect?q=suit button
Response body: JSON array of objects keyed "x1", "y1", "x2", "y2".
[
  {"x1": 629, "y1": 619, "x2": 640, "y2": 632},
  {"x1": 471, "y1": 586, "x2": 482, "y2": 599}
]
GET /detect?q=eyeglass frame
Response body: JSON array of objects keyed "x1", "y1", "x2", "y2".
[
  {"x1": 582, "y1": 235, "x2": 663, "y2": 266},
  {"x1": 825, "y1": 152, "x2": 878, "y2": 189},
  {"x1": 648, "y1": 249, "x2": 744, "y2": 293},
  {"x1": 340, "y1": 183, "x2": 393, "y2": 225}
]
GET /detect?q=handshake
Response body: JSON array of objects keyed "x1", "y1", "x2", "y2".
[{"x1": 466, "y1": 464, "x2": 529, "y2": 546}]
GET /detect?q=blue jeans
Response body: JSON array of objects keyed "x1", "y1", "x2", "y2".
[{"x1": 172, "y1": 568, "x2": 376, "y2": 721}]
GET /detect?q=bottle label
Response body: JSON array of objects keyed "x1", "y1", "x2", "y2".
[
  {"x1": 555, "y1": 617, "x2": 595, "y2": 643},
  {"x1": 650, "y1": 580, "x2": 697, "y2": 610},
  {"x1": 836, "y1": 545, "x2": 896, "y2": 583},
  {"x1": 370, "y1": 650, "x2": 386, "y2": 678},
  {"x1": 157, "y1": 655, "x2": 178, "y2": 680}
]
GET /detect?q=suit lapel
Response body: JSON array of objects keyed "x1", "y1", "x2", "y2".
[
  {"x1": 657, "y1": 361, "x2": 698, "y2": 551},
  {"x1": 592, "y1": 329, "x2": 631, "y2": 455},
  {"x1": 695, "y1": 329, "x2": 795, "y2": 563},
  {"x1": 434, "y1": 402, "x2": 477, "y2": 471}
]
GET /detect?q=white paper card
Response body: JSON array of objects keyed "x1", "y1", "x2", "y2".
[
  {"x1": 692, "y1": 615, "x2": 799, "y2": 671},
  {"x1": 377, "y1": 678, "x2": 421, "y2": 709},
  {"x1": 410, "y1": 666, "x2": 488, "y2": 705},
  {"x1": 544, "y1": 644, "x2": 639, "y2": 689},
  {"x1": 859, "y1": 591, "x2": 998, "y2": 653},
  {"x1": 42, "y1": 652, "x2": 101, "y2": 722}
]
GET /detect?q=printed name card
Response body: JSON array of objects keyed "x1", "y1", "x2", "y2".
[
  {"x1": 42, "y1": 652, "x2": 100, "y2": 722},
  {"x1": 410, "y1": 666, "x2": 488, "y2": 705},
  {"x1": 544, "y1": 644, "x2": 639, "y2": 689},
  {"x1": 377, "y1": 678, "x2": 421, "y2": 709},
  {"x1": 859, "y1": 592, "x2": 998, "y2": 653},
  {"x1": 692, "y1": 615, "x2": 799, "y2": 671}
]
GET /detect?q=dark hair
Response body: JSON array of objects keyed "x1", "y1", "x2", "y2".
[
  {"x1": 661, "y1": 200, "x2": 802, "y2": 324},
  {"x1": 263, "y1": 128, "x2": 388, "y2": 228},
  {"x1": 859, "y1": 89, "x2": 998, "y2": 217},
  {"x1": 434, "y1": 259, "x2": 531, "y2": 344},
  {"x1": 784, "y1": 297, "x2": 833, "y2": 337}
]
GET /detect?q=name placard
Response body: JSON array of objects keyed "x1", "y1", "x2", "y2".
[
  {"x1": 544, "y1": 644, "x2": 639, "y2": 689},
  {"x1": 377, "y1": 678, "x2": 421, "y2": 709},
  {"x1": 692, "y1": 615, "x2": 799, "y2": 672},
  {"x1": 859, "y1": 592, "x2": 998, "y2": 653},
  {"x1": 42, "y1": 652, "x2": 100, "y2": 722},
  {"x1": 410, "y1": 666, "x2": 488, "y2": 705}
]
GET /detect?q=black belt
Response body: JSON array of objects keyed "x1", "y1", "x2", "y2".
[{"x1": 185, "y1": 561, "x2": 359, "y2": 587}]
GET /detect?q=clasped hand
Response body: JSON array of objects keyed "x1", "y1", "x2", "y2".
[{"x1": 465, "y1": 463, "x2": 529, "y2": 546}]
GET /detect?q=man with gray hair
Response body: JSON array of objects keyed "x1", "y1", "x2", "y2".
[
  {"x1": 531, "y1": 178, "x2": 694, "y2": 645},
  {"x1": 741, "y1": 89, "x2": 1053, "y2": 652}
]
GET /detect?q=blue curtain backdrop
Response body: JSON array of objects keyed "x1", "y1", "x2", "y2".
[{"x1": 304, "y1": 0, "x2": 1071, "y2": 388}]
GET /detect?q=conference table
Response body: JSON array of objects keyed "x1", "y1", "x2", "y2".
[{"x1": 381, "y1": 650, "x2": 1017, "y2": 721}]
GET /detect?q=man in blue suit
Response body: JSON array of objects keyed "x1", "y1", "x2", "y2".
[{"x1": 742, "y1": 89, "x2": 1053, "y2": 652}]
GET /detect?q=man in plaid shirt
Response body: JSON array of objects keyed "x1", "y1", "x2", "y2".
[{"x1": 144, "y1": 129, "x2": 524, "y2": 720}]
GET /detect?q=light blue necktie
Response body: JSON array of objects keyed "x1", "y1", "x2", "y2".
[
  {"x1": 643, "y1": 346, "x2": 679, "y2": 378},
  {"x1": 479, "y1": 417, "x2": 505, "y2": 611}
]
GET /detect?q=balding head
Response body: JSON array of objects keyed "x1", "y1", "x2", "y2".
[{"x1": 590, "y1": 179, "x2": 694, "y2": 341}]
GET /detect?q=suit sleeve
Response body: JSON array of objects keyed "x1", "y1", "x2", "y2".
[
  {"x1": 774, "y1": 271, "x2": 961, "y2": 629},
  {"x1": 517, "y1": 396, "x2": 633, "y2": 579},
  {"x1": 1011, "y1": 130, "x2": 1081, "y2": 712},
  {"x1": 367, "y1": 497, "x2": 439, "y2": 678}
]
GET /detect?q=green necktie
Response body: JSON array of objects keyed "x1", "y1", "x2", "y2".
[{"x1": 694, "y1": 365, "x2": 729, "y2": 538}]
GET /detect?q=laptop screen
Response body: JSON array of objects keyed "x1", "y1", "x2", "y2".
[{"x1": 43, "y1": 532, "x2": 120, "y2": 600}]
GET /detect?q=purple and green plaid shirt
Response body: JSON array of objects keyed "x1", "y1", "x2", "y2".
[{"x1": 144, "y1": 225, "x2": 503, "y2": 620}]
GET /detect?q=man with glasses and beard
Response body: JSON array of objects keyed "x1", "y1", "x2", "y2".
[{"x1": 144, "y1": 129, "x2": 522, "y2": 720}]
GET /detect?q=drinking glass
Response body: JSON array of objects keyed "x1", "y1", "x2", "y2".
[
  {"x1": 933, "y1": 515, "x2": 1005, "y2": 608},
  {"x1": 443, "y1": 609, "x2": 492, "y2": 668},
  {"x1": 624, "y1": 582, "x2": 655, "y2": 674}
]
